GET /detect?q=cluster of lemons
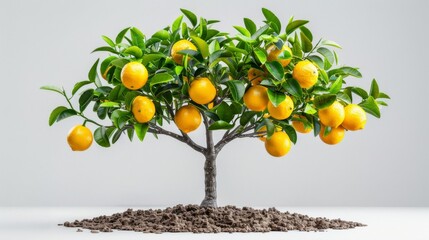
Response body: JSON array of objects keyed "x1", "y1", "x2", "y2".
[{"x1": 67, "y1": 39, "x2": 366, "y2": 157}]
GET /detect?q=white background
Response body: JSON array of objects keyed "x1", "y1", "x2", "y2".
[{"x1": 0, "y1": 0, "x2": 428, "y2": 207}]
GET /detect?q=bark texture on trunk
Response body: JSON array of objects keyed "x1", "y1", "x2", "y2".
[
  {"x1": 200, "y1": 153, "x2": 217, "y2": 207},
  {"x1": 200, "y1": 117, "x2": 217, "y2": 208}
]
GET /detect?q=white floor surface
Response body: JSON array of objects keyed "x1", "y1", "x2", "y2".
[{"x1": 1, "y1": 207, "x2": 428, "y2": 240}]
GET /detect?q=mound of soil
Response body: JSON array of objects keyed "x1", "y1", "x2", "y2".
[{"x1": 63, "y1": 204, "x2": 366, "y2": 233}]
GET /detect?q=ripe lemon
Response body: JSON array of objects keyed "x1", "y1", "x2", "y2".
[
  {"x1": 318, "y1": 101, "x2": 345, "y2": 128},
  {"x1": 292, "y1": 115, "x2": 312, "y2": 133},
  {"x1": 267, "y1": 45, "x2": 293, "y2": 67},
  {"x1": 171, "y1": 39, "x2": 197, "y2": 65},
  {"x1": 243, "y1": 85, "x2": 269, "y2": 111},
  {"x1": 120, "y1": 62, "x2": 148, "y2": 90},
  {"x1": 132, "y1": 96, "x2": 155, "y2": 123},
  {"x1": 67, "y1": 125, "x2": 93, "y2": 151},
  {"x1": 267, "y1": 96, "x2": 294, "y2": 120},
  {"x1": 257, "y1": 125, "x2": 282, "y2": 142},
  {"x1": 174, "y1": 105, "x2": 202, "y2": 133},
  {"x1": 189, "y1": 77, "x2": 217, "y2": 105},
  {"x1": 319, "y1": 125, "x2": 345, "y2": 145},
  {"x1": 265, "y1": 131, "x2": 292, "y2": 157},
  {"x1": 247, "y1": 68, "x2": 266, "y2": 85},
  {"x1": 342, "y1": 104, "x2": 367, "y2": 131},
  {"x1": 292, "y1": 60, "x2": 318, "y2": 89}
]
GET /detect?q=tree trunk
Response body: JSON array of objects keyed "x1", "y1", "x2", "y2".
[
  {"x1": 200, "y1": 124, "x2": 217, "y2": 208},
  {"x1": 200, "y1": 153, "x2": 217, "y2": 207}
]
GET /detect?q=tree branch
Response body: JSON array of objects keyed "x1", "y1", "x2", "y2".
[
  {"x1": 215, "y1": 123, "x2": 257, "y2": 153},
  {"x1": 149, "y1": 124, "x2": 206, "y2": 154}
]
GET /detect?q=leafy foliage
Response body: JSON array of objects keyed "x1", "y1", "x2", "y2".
[{"x1": 41, "y1": 8, "x2": 388, "y2": 149}]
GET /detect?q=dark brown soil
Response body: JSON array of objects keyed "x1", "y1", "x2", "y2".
[{"x1": 63, "y1": 204, "x2": 366, "y2": 233}]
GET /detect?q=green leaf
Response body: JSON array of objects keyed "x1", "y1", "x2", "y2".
[
  {"x1": 72, "y1": 81, "x2": 92, "y2": 96},
  {"x1": 321, "y1": 39, "x2": 342, "y2": 49},
  {"x1": 134, "y1": 123, "x2": 149, "y2": 141},
  {"x1": 181, "y1": 22, "x2": 189, "y2": 39},
  {"x1": 319, "y1": 69, "x2": 330, "y2": 84},
  {"x1": 329, "y1": 67, "x2": 362, "y2": 78},
  {"x1": 286, "y1": 20, "x2": 309, "y2": 35},
  {"x1": 376, "y1": 100, "x2": 388, "y2": 106},
  {"x1": 378, "y1": 92, "x2": 391, "y2": 99},
  {"x1": 152, "y1": 30, "x2": 170, "y2": 40},
  {"x1": 100, "y1": 56, "x2": 117, "y2": 76},
  {"x1": 91, "y1": 46, "x2": 118, "y2": 54},
  {"x1": 123, "y1": 46, "x2": 143, "y2": 58},
  {"x1": 209, "y1": 50, "x2": 233, "y2": 64},
  {"x1": 110, "y1": 58, "x2": 129, "y2": 68},
  {"x1": 226, "y1": 80, "x2": 245, "y2": 102},
  {"x1": 190, "y1": 36, "x2": 209, "y2": 58},
  {"x1": 150, "y1": 73, "x2": 175, "y2": 88},
  {"x1": 97, "y1": 106, "x2": 107, "y2": 119},
  {"x1": 180, "y1": 8, "x2": 197, "y2": 26},
  {"x1": 100, "y1": 101, "x2": 120, "y2": 108},
  {"x1": 307, "y1": 55, "x2": 324, "y2": 69},
  {"x1": 291, "y1": 32, "x2": 303, "y2": 58},
  {"x1": 329, "y1": 76, "x2": 343, "y2": 94},
  {"x1": 206, "y1": 29, "x2": 220, "y2": 39},
  {"x1": 40, "y1": 85, "x2": 63, "y2": 95},
  {"x1": 216, "y1": 102, "x2": 234, "y2": 123},
  {"x1": 243, "y1": 18, "x2": 257, "y2": 34},
  {"x1": 277, "y1": 48, "x2": 292, "y2": 60},
  {"x1": 251, "y1": 25, "x2": 269, "y2": 40},
  {"x1": 141, "y1": 53, "x2": 164, "y2": 65},
  {"x1": 337, "y1": 92, "x2": 352, "y2": 104},
  {"x1": 172, "y1": 15, "x2": 183, "y2": 32},
  {"x1": 359, "y1": 96, "x2": 380, "y2": 118},
  {"x1": 351, "y1": 87, "x2": 369, "y2": 99},
  {"x1": 317, "y1": 47, "x2": 335, "y2": 65},
  {"x1": 299, "y1": 26, "x2": 313, "y2": 41},
  {"x1": 300, "y1": 32, "x2": 313, "y2": 53},
  {"x1": 79, "y1": 89, "x2": 94, "y2": 112},
  {"x1": 208, "y1": 120, "x2": 234, "y2": 130},
  {"x1": 234, "y1": 26, "x2": 251, "y2": 37},
  {"x1": 49, "y1": 106, "x2": 67, "y2": 126},
  {"x1": 282, "y1": 78, "x2": 302, "y2": 98},
  {"x1": 263, "y1": 118, "x2": 275, "y2": 138},
  {"x1": 262, "y1": 8, "x2": 281, "y2": 34},
  {"x1": 88, "y1": 59, "x2": 99, "y2": 83},
  {"x1": 313, "y1": 117, "x2": 321, "y2": 136},
  {"x1": 265, "y1": 61, "x2": 284, "y2": 80},
  {"x1": 111, "y1": 109, "x2": 130, "y2": 129},
  {"x1": 130, "y1": 27, "x2": 145, "y2": 48},
  {"x1": 101, "y1": 35, "x2": 115, "y2": 47},
  {"x1": 127, "y1": 127, "x2": 134, "y2": 141},
  {"x1": 254, "y1": 48, "x2": 267, "y2": 64},
  {"x1": 199, "y1": 17, "x2": 207, "y2": 38},
  {"x1": 314, "y1": 94, "x2": 336, "y2": 109},
  {"x1": 49, "y1": 106, "x2": 71, "y2": 126},
  {"x1": 94, "y1": 126, "x2": 110, "y2": 147},
  {"x1": 111, "y1": 129, "x2": 122, "y2": 144},
  {"x1": 304, "y1": 103, "x2": 317, "y2": 114},
  {"x1": 267, "y1": 89, "x2": 286, "y2": 107},
  {"x1": 240, "y1": 111, "x2": 257, "y2": 126},
  {"x1": 283, "y1": 125, "x2": 297, "y2": 144},
  {"x1": 370, "y1": 79, "x2": 380, "y2": 98},
  {"x1": 124, "y1": 91, "x2": 140, "y2": 109},
  {"x1": 115, "y1": 27, "x2": 130, "y2": 44}
]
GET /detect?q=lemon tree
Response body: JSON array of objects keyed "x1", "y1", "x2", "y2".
[{"x1": 42, "y1": 8, "x2": 389, "y2": 207}]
